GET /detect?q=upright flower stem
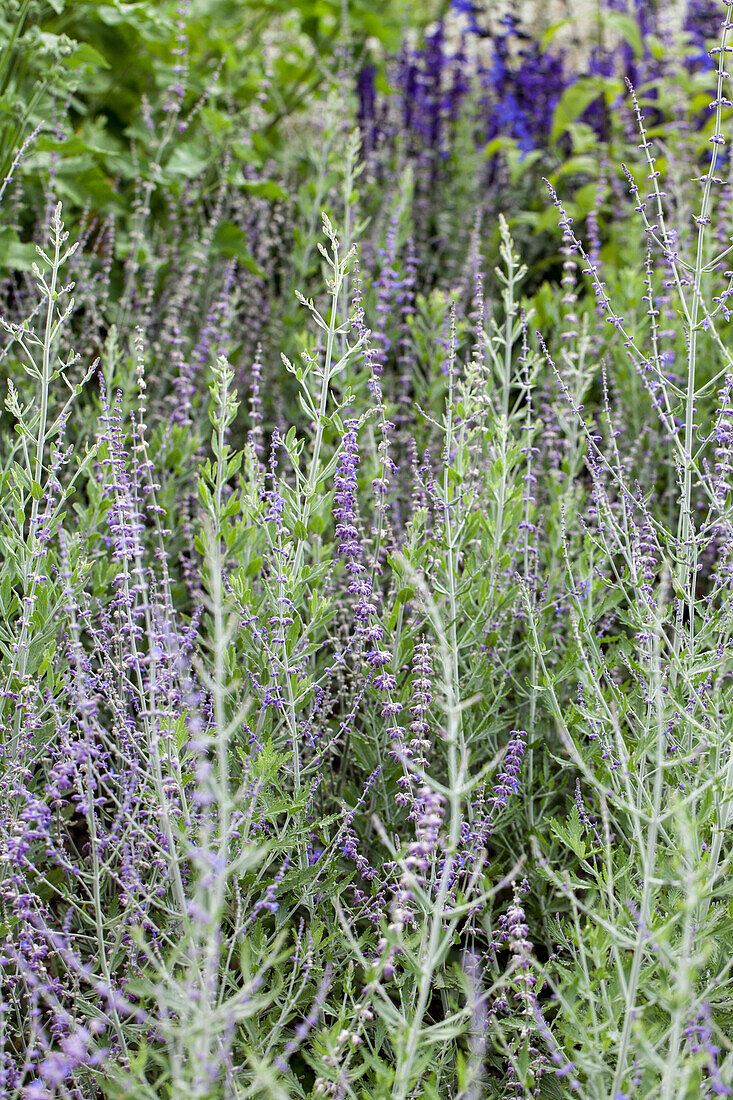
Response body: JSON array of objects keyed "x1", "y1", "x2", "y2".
[
  {"x1": 677, "y1": 15, "x2": 730, "y2": 658},
  {"x1": 393, "y1": 623, "x2": 463, "y2": 1100},
  {"x1": 441, "y1": 303, "x2": 464, "y2": 763},
  {"x1": 291, "y1": 220, "x2": 353, "y2": 589},
  {"x1": 9, "y1": 205, "x2": 75, "y2": 761},
  {"x1": 610, "y1": 605, "x2": 665, "y2": 1096}
]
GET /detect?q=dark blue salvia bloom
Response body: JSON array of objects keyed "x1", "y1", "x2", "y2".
[
  {"x1": 392, "y1": 16, "x2": 474, "y2": 168},
  {"x1": 393, "y1": 31, "x2": 441, "y2": 155},
  {"x1": 451, "y1": 0, "x2": 483, "y2": 37},
  {"x1": 419, "y1": 21, "x2": 446, "y2": 154},
  {"x1": 481, "y1": 15, "x2": 566, "y2": 155},
  {"x1": 373, "y1": 211, "x2": 403, "y2": 374},
  {"x1": 684, "y1": 0, "x2": 722, "y2": 70},
  {"x1": 357, "y1": 64, "x2": 378, "y2": 154},
  {"x1": 453, "y1": 0, "x2": 728, "y2": 160},
  {"x1": 395, "y1": 41, "x2": 420, "y2": 144}
]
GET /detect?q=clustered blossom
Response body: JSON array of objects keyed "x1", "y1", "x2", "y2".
[
  {"x1": 98, "y1": 382, "x2": 144, "y2": 569},
  {"x1": 332, "y1": 414, "x2": 391, "y2": 660},
  {"x1": 334, "y1": 417, "x2": 364, "y2": 574},
  {"x1": 379, "y1": 783, "x2": 446, "y2": 980},
  {"x1": 498, "y1": 884, "x2": 579, "y2": 1095},
  {"x1": 408, "y1": 643, "x2": 432, "y2": 758},
  {"x1": 491, "y1": 730, "x2": 526, "y2": 810},
  {"x1": 163, "y1": 0, "x2": 192, "y2": 116},
  {"x1": 247, "y1": 342, "x2": 265, "y2": 461},
  {"x1": 452, "y1": 730, "x2": 526, "y2": 900},
  {"x1": 714, "y1": 375, "x2": 733, "y2": 503},
  {"x1": 372, "y1": 211, "x2": 402, "y2": 371},
  {"x1": 684, "y1": 1004, "x2": 733, "y2": 1096}
]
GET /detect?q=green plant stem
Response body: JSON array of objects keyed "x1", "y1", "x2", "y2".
[
  {"x1": 675, "y1": 5, "x2": 732, "y2": 666},
  {"x1": 393, "y1": 692, "x2": 462, "y2": 1100},
  {"x1": 9, "y1": 210, "x2": 62, "y2": 759},
  {"x1": 610, "y1": 603, "x2": 665, "y2": 1096}
]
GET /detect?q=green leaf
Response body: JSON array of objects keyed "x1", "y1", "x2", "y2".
[
  {"x1": 0, "y1": 227, "x2": 36, "y2": 272},
  {"x1": 63, "y1": 42, "x2": 110, "y2": 71},
  {"x1": 54, "y1": 163, "x2": 120, "y2": 210},
  {"x1": 540, "y1": 18, "x2": 572, "y2": 53},
  {"x1": 604, "y1": 11, "x2": 643, "y2": 58},
  {"x1": 239, "y1": 178, "x2": 288, "y2": 201},
  {"x1": 482, "y1": 136, "x2": 516, "y2": 160},
  {"x1": 164, "y1": 144, "x2": 210, "y2": 179},
  {"x1": 551, "y1": 154, "x2": 601, "y2": 181},
  {"x1": 211, "y1": 221, "x2": 264, "y2": 275},
  {"x1": 549, "y1": 805, "x2": 587, "y2": 859},
  {"x1": 226, "y1": 452, "x2": 243, "y2": 479},
  {"x1": 92, "y1": 4, "x2": 153, "y2": 28},
  {"x1": 551, "y1": 79, "x2": 604, "y2": 143},
  {"x1": 245, "y1": 556, "x2": 263, "y2": 577},
  {"x1": 285, "y1": 425, "x2": 298, "y2": 450}
]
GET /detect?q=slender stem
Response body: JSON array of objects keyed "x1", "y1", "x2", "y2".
[
  {"x1": 675, "y1": 5, "x2": 732, "y2": 664},
  {"x1": 610, "y1": 603, "x2": 665, "y2": 1096},
  {"x1": 442, "y1": 303, "x2": 464, "y2": 761},
  {"x1": 393, "y1": 663, "x2": 463, "y2": 1100},
  {"x1": 291, "y1": 247, "x2": 342, "y2": 583},
  {"x1": 10, "y1": 208, "x2": 63, "y2": 759},
  {"x1": 0, "y1": 0, "x2": 31, "y2": 98}
]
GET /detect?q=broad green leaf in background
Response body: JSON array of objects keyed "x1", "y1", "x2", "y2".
[
  {"x1": 551, "y1": 76, "x2": 622, "y2": 143},
  {"x1": 603, "y1": 10, "x2": 644, "y2": 59}
]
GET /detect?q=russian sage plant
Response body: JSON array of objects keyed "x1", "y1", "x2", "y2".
[
  {"x1": 5, "y1": 3, "x2": 733, "y2": 1099},
  {"x1": 521, "y1": 5, "x2": 733, "y2": 1097}
]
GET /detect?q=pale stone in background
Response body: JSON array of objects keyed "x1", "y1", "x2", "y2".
[
  {"x1": 440, "y1": 1, "x2": 690, "y2": 65},
  {"x1": 478, "y1": 0, "x2": 685, "y2": 32}
]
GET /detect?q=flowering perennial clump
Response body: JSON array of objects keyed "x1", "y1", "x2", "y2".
[{"x1": 2, "y1": 0, "x2": 733, "y2": 1097}]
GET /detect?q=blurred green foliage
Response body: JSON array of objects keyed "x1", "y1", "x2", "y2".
[{"x1": 0, "y1": 0, "x2": 441, "y2": 266}]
